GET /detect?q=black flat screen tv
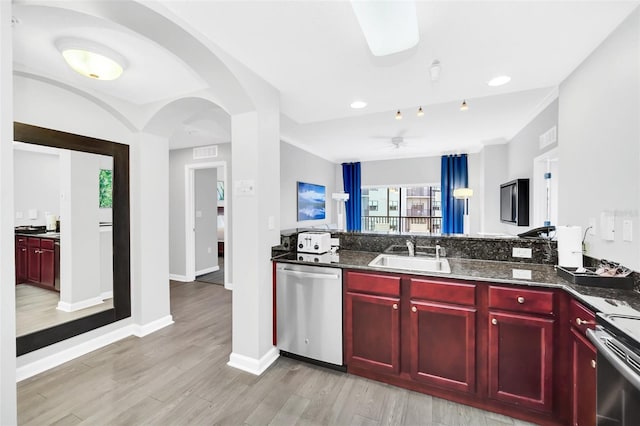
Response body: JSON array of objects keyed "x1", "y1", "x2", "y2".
[{"x1": 500, "y1": 179, "x2": 529, "y2": 226}]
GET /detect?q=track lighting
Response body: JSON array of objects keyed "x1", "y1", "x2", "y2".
[
  {"x1": 395, "y1": 110, "x2": 402, "y2": 120},
  {"x1": 460, "y1": 100, "x2": 468, "y2": 112}
]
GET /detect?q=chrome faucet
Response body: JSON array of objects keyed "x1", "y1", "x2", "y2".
[{"x1": 406, "y1": 240, "x2": 415, "y2": 257}]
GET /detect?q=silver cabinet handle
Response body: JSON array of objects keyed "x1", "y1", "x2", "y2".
[
  {"x1": 392, "y1": 303, "x2": 398, "y2": 310},
  {"x1": 517, "y1": 296, "x2": 525, "y2": 304},
  {"x1": 411, "y1": 306, "x2": 417, "y2": 313},
  {"x1": 491, "y1": 318, "x2": 498, "y2": 325},
  {"x1": 591, "y1": 359, "x2": 596, "y2": 369}
]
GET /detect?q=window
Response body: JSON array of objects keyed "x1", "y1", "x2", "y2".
[{"x1": 361, "y1": 185, "x2": 441, "y2": 233}]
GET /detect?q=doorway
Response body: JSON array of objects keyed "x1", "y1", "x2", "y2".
[
  {"x1": 185, "y1": 161, "x2": 230, "y2": 289},
  {"x1": 532, "y1": 148, "x2": 559, "y2": 228}
]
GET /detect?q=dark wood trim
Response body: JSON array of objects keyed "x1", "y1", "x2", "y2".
[{"x1": 14, "y1": 122, "x2": 131, "y2": 356}]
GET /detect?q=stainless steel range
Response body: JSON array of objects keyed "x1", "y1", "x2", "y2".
[{"x1": 588, "y1": 308, "x2": 640, "y2": 425}]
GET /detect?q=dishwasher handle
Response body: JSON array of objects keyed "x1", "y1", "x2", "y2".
[{"x1": 278, "y1": 268, "x2": 340, "y2": 280}]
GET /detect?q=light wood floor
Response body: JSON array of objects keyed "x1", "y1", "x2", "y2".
[
  {"x1": 18, "y1": 281, "x2": 535, "y2": 425},
  {"x1": 16, "y1": 284, "x2": 113, "y2": 337}
]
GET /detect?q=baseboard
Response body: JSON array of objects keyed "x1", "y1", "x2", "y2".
[
  {"x1": 56, "y1": 296, "x2": 104, "y2": 312},
  {"x1": 101, "y1": 291, "x2": 113, "y2": 300},
  {"x1": 169, "y1": 273, "x2": 190, "y2": 282},
  {"x1": 196, "y1": 265, "x2": 219, "y2": 276},
  {"x1": 16, "y1": 323, "x2": 134, "y2": 382},
  {"x1": 132, "y1": 315, "x2": 174, "y2": 337},
  {"x1": 224, "y1": 281, "x2": 233, "y2": 291},
  {"x1": 227, "y1": 347, "x2": 279, "y2": 375}
]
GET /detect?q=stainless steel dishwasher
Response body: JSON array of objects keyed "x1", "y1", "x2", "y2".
[{"x1": 275, "y1": 262, "x2": 343, "y2": 367}]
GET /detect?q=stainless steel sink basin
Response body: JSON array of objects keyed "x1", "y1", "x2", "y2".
[{"x1": 368, "y1": 254, "x2": 451, "y2": 274}]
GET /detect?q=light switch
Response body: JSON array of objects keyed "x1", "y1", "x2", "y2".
[
  {"x1": 600, "y1": 212, "x2": 615, "y2": 241},
  {"x1": 268, "y1": 216, "x2": 275, "y2": 230},
  {"x1": 234, "y1": 180, "x2": 256, "y2": 196},
  {"x1": 623, "y1": 220, "x2": 633, "y2": 242},
  {"x1": 28, "y1": 209, "x2": 38, "y2": 220}
]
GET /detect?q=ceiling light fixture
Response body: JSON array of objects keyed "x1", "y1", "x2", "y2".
[
  {"x1": 460, "y1": 100, "x2": 469, "y2": 112},
  {"x1": 429, "y1": 60, "x2": 441, "y2": 81},
  {"x1": 350, "y1": 100, "x2": 367, "y2": 109},
  {"x1": 55, "y1": 38, "x2": 126, "y2": 81},
  {"x1": 350, "y1": 0, "x2": 419, "y2": 56},
  {"x1": 417, "y1": 106, "x2": 424, "y2": 117},
  {"x1": 487, "y1": 75, "x2": 511, "y2": 87},
  {"x1": 395, "y1": 110, "x2": 403, "y2": 120}
]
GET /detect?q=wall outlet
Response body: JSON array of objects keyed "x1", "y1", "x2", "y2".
[
  {"x1": 623, "y1": 220, "x2": 633, "y2": 242},
  {"x1": 268, "y1": 215, "x2": 275, "y2": 230},
  {"x1": 195, "y1": 210, "x2": 202, "y2": 218},
  {"x1": 512, "y1": 247, "x2": 532, "y2": 258},
  {"x1": 512, "y1": 269, "x2": 532, "y2": 280},
  {"x1": 207, "y1": 247, "x2": 212, "y2": 254}
]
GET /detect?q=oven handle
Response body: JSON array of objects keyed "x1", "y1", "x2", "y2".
[{"x1": 587, "y1": 328, "x2": 640, "y2": 391}]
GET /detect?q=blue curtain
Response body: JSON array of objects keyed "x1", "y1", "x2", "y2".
[
  {"x1": 441, "y1": 154, "x2": 468, "y2": 234},
  {"x1": 342, "y1": 162, "x2": 362, "y2": 231}
]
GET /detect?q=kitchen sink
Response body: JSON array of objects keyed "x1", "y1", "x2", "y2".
[{"x1": 368, "y1": 254, "x2": 451, "y2": 274}]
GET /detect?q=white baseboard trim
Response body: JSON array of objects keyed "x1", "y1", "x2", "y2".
[
  {"x1": 57, "y1": 296, "x2": 104, "y2": 312},
  {"x1": 16, "y1": 324, "x2": 134, "y2": 382},
  {"x1": 227, "y1": 347, "x2": 279, "y2": 375},
  {"x1": 132, "y1": 315, "x2": 174, "y2": 337},
  {"x1": 196, "y1": 265, "x2": 219, "y2": 276},
  {"x1": 101, "y1": 291, "x2": 113, "y2": 300},
  {"x1": 169, "y1": 273, "x2": 190, "y2": 282},
  {"x1": 224, "y1": 281, "x2": 233, "y2": 291}
]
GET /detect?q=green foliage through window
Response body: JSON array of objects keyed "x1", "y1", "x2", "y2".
[{"x1": 99, "y1": 169, "x2": 113, "y2": 208}]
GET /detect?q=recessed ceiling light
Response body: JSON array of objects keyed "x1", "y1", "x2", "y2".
[
  {"x1": 55, "y1": 38, "x2": 126, "y2": 81},
  {"x1": 395, "y1": 110, "x2": 402, "y2": 120},
  {"x1": 460, "y1": 100, "x2": 469, "y2": 112},
  {"x1": 487, "y1": 75, "x2": 511, "y2": 87},
  {"x1": 350, "y1": 101, "x2": 367, "y2": 109},
  {"x1": 417, "y1": 106, "x2": 424, "y2": 117}
]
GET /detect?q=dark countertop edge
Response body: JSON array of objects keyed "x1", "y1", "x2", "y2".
[
  {"x1": 15, "y1": 232, "x2": 60, "y2": 240},
  {"x1": 272, "y1": 250, "x2": 640, "y2": 315}
]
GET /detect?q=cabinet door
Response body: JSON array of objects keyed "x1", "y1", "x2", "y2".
[
  {"x1": 27, "y1": 247, "x2": 41, "y2": 283},
  {"x1": 40, "y1": 248, "x2": 55, "y2": 289},
  {"x1": 488, "y1": 311, "x2": 554, "y2": 412},
  {"x1": 15, "y1": 244, "x2": 28, "y2": 284},
  {"x1": 345, "y1": 292, "x2": 400, "y2": 375},
  {"x1": 410, "y1": 301, "x2": 476, "y2": 393},
  {"x1": 571, "y1": 328, "x2": 596, "y2": 426}
]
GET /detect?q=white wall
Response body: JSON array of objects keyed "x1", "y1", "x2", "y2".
[
  {"x1": 194, "y1": 168, "x2": 218, "y2": 273},
  {"x1": 559, "y1": 8, "x2": 640, "y2": 269},
  {"x1": 13, "y1": 149, "x2": 60, "y2": 227},
  {"x1": 361, "y1": 156, "x2": 441, "y2": 187},
  {"x1": 168, "y1": 144, "x2": 231, "y2": 279},
  {"x1": 280, "y1": 141, "x2": 337, "y2": 230}
]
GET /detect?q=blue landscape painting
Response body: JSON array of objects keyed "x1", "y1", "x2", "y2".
[{"x1": 297, "y1": 182, "x2": 326, "y2": 221}]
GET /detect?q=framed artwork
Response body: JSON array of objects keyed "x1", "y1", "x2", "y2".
[
  {"x1": 297, "y1": 181, "x2": 326, "y2": 221},
  {"x1": 99, "y1": 169, "x2": 113, "y2": 208}
]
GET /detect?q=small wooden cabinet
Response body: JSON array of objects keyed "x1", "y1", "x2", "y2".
[
  {"x1": 570, "y1": 300, "x2": 596, "y2": 426},
  {"x1": 487, "y1": 285, "x2": 555, "y2": 413},
  {"x1": 344, "y1": 272, "x2": 401, "y2": 375},
  {"x1": 409, "y1": 278, "x2": 477, "y2": 394},
  {"x1": 17, "y1": 235, "x2": 57, "y2": 290}
]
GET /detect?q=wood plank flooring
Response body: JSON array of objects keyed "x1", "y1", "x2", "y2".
[
  {"x1": 16, "y1": 284, "x2": 113, "y2": 337},
  {"x1": 18, "y1": 281, "x2": 536, "y2": 425}
]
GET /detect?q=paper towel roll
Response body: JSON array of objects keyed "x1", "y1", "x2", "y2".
[{"x1": 557, "y1": 225, "x2": 583, "y2": 267}]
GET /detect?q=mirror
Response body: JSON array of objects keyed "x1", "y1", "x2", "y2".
[{"x1": 14, "y1": 122, "x2": 131, "y2": 356}]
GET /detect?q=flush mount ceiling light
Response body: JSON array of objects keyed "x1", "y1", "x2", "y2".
[
  {"x1": 55, "y1": 37, "x2": 126, "y2": 81},
  {"x1": 460, "y1": 100, "x2": 469, "y2": 112},
  {"x1": 350, "y1": 100, "x2": 367, "y2": 109},
  {"x1": 487, "y1": 75, "x2": 511, "y2": 87},
  {"x1": 417, "y1": 106, "x2": 424, "y2": 117},
  {"x1": 395, "y1": 110, "x2": 403, "y2": 120},
  {"x1": 351, "y1": 0, "x2": 419, "y2": 56}
]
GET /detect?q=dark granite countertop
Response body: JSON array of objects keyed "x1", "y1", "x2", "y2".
[
  {"x1": 15, "y1": 232, "x2": 60, "y2": 240},
  {"x1": 273, "y1": 250, "x2": 640, "y2": 314}
]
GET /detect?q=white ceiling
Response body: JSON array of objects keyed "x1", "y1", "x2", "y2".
[{"x1": 11, "y1": 1, "x2": 640, "y2": 160}]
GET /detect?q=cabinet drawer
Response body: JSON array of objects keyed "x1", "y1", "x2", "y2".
[
  {"x1": 40, "y1": 239, "x2": 55, "y2": 250},
  {"x1": 410, "y1": 278, "x2": 476, "y2": 306},
  {"x1": 346, "y1": 271, "x2": 400, "y2": 297},
  {"x1": 16, "y1": 236, "x2": 27, "y2": 246},
  {"x1": 27, "y1": 237, "x2": 41, "y2": 248},
  {"x1": 570, "y1": 299, "x2": 596, "y2": 335},
  {"x1": 488, "y1": 286, "x2": 554, "y2": 315}
]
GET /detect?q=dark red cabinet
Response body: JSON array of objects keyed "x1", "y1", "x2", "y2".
[
  {"x1": 27, "y1": 238, "x2": 42, "y2": 283},
  {"x1": 570, "y1": 300, "x2": 596, "y2": 426},
  {"x1": 488, "y1": 311, "x2": 554, "y2": 412},
  {"x1": 15, "y1": 236, "x2": 28, "y2": 283},
  {"x1": 409, "y1": 301, "x2": 476, "y2": 393},
  {"x1": 345, "y1": 291, "x2": 401, "y2": 375}
]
